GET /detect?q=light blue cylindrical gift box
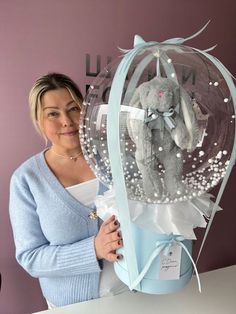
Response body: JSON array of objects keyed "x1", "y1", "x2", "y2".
[{"x1": 114, "y1": 223, "x2": 192, "y2": 294}]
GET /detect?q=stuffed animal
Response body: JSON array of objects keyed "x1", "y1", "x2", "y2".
[{"x1": 127, "y1": 77, "x2": 199, "y2": 200}]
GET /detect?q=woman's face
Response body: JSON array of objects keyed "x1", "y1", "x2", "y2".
[{"x1": 41, "y1": 88, "x2": 81, "y2": 152}]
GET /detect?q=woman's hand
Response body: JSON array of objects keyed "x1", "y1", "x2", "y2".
[{"x1": 95, "y1": 215, "x2": 123, "y2": 262}]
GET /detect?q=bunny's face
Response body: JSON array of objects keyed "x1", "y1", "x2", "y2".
[{"x1": 139, "y1": 77, "x2": 180, "y2": 112}]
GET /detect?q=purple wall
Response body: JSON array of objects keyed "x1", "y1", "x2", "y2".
[{"x1": 0, "y1": 1, "x2": 235, "y2": 313}]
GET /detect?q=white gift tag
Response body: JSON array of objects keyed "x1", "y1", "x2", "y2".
[{"x1": 159, "y1": 244, "x2": 182, "y2": 280}]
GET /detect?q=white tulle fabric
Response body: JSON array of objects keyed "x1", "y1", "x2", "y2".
[{"x1": 95, "y1": 190, "x2": 222, "y2": 240}]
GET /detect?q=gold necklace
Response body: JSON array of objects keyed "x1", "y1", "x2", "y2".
[{"x1": 51, "y1": 148, "x2": 83, "y2": 161}]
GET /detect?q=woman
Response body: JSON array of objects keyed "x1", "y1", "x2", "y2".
[{"x1": 9, "y1": 73, "x2": 126, "y2": 308}]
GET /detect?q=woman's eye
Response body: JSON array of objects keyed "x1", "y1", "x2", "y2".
[
  {"x1": 47, "y1": 111, "x2": 59, "y2": 118},
  {"x1": 69, "y1": 106, "x2": 80, "y2": 112}
]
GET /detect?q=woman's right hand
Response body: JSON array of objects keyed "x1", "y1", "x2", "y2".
[{"x1": 95, "y1": 215, "x2": 123, "y2": 262}]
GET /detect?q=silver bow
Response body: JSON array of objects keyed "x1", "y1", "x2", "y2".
[{"x1": 144, "y1": 107, "x2": 176, "y2": 131}]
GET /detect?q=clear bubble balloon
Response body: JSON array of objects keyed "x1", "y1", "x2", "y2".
[{"x1": 80, "y1": 44, "x2": 235, "y2": 203}]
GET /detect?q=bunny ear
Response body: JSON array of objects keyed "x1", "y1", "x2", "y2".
[
  {"x1": 180, "y1": 87, "x2": 199, "y2": 151},
  {"x1": 129, "y1": 87, "x2": 142, "y2": 108},
  {"x1": 127, "y1": 87, "x2": 142, "y2": 143}
]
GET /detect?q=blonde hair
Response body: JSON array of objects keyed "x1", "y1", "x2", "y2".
[{"x1": 29, "y1": 73, "x2": 83, "y2": 139}]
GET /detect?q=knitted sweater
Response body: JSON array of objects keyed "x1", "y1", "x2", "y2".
[{"x1": 9, "y1": 151, "x2": 107, "y2": 306}]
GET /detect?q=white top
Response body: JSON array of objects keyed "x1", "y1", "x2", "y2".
[
  {"x1": 66, "y1": 179, "x2": 99, "y2": 207},
  {"x1": 66, "y1": 179, "x2": 127, "y2": 297}
]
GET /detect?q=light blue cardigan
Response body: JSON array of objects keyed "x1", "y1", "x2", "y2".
[{"x1": 9, "y1": 151, "x2": 106, "y2": 306}]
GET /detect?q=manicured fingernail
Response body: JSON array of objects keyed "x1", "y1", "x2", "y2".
[
  {"x1": 118, "y1": 240, "x2": 121, "y2": 245},
  {"x1": 114, "y1": 220, "x2": 119, "y2": 226},
  {"x1": 117, "y1": 231, "x2": 121, "y2": 237},
  {"x1": 117, "y1": 255, "x2": 123, "y2": 260}
]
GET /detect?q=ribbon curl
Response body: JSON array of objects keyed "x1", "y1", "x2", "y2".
[{"x1": 119, "y1": 20, "x2": 214, "y2": 65}]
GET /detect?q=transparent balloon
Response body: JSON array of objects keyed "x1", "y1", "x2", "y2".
[{"x1": 80, "y1": 44, "x2": 235, "y2": 204}]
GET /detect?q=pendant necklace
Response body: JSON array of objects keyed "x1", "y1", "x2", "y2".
[{"x1": 51, "y1": 148, "x2": 83, "y2": 161}]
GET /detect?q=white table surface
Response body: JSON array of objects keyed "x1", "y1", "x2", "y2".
[{"x1": 34, "y1": 265, "x2": 236, "y2": 314}]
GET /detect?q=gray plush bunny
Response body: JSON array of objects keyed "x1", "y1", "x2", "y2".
[{"x1": 127, "y1": 77, "x2": 199, "y2": 200}]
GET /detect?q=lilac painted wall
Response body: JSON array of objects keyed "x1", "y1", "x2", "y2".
[{"x1": 0, "y1": 1, "x2": 235, "y2": 313}]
